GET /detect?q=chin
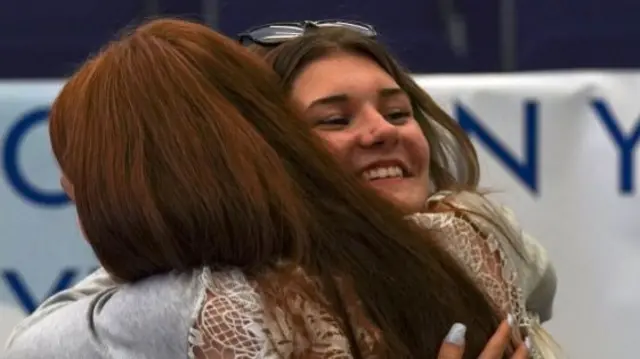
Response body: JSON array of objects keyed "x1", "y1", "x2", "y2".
[
  {"x1": 384, "y1": 193, "x2": 422, "y2": 214},
  {"x1": 368, "y1": 184, "x2": 425, "y2": 213}
]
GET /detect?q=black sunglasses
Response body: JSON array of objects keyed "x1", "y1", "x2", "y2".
[{"x1": 237, "y1": 19, "x2": 377, "y2": 47}]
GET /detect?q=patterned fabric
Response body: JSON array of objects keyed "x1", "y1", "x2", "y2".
[
  {"x1": 187, "y1": 192, "x2": 564, "y2": 358},
  {"x1": 188, "y1": 267, "x2": 380, "y2": 359}
]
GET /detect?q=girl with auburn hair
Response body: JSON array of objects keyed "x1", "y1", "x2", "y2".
[{"x1": 4, "y1": 19, "x2": 528, "y2": 359}]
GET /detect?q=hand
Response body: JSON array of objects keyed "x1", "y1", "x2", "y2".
[{"x1": 437, "y1": 316, "x2": 530, "y2": 358}]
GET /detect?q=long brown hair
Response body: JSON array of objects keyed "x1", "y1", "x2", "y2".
[
  {"x1": 253, "y1": 27, "x2": 481, "y2": 193},
  {"x1": 50, "y1": 19, "x2": 504, "y2": 358},
  {"x1": 252, "y1": 28, "x2": 529, "y2": 261}
]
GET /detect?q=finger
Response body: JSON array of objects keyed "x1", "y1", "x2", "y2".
[
  {"x1": 437, "y1": 323, "x2": 466, "y2": 359},
  {"x1": 511, "y1": 337, "x2": 531, "y2": 358},
  {"x1": 478, "y1": 314, "x2": 515, "y2": 359}
]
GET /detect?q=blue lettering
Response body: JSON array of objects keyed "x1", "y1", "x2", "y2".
[
  {"x1": 3, "y1": 268, "x2": 78, "y2": 313},
  {"x1": 591, "y1": 99, "x2": 640, "y2": 194},
  {"x1": 2, "y1": 107, "x2": 69, "y2": 206},
  {"x1": 455, "y1": 101, "x2": 539, "y2": 194}
]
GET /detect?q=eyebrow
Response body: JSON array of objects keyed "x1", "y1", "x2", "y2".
[
  {"x1": 378, "y1": 87, "x2": 405, "y2": 99},
  {"x1": 306, "y1": 87, "x2": 406, "y2": 109},
  {"x1": 307, "y1": 94, "x2": 349, "y2": 109}
]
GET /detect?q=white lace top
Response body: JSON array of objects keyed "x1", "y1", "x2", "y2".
[
  {"x1": 4, "y1": 191, "x2": 560, "y2": 359},
  {"x1": 189, "y1": 266, "x2": 381, "y2": 359}
]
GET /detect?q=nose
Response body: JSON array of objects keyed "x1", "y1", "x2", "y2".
[{"x1": 356, "y1": 107, "x2": 399, "y2": 149}]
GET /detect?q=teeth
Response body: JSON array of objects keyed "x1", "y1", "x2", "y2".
[{"x1": 362, "y1": 166, "x2": 404, "y2": 180}]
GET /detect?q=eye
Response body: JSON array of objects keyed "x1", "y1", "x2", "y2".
[
  {"x1": 315, "y1": 116, "x2": 351, "y2": 128},
  {"x1": 386, "y1": 110, "x2": 411, "y2": 124}
]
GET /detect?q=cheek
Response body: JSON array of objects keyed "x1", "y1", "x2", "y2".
[
  {"x1": 312, "y1": 130, "x2": 353, "y2": 166},
  {"x1": 402, "y1": 125, "x2": 430, "y2": 167},
  {"x1": 417, "y1": 137, "x2": 430, "y2": 165}
]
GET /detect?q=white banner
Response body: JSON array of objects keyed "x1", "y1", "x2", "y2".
[{"x1": 1, "y1": 72, "x2": 638, "y2": 358}]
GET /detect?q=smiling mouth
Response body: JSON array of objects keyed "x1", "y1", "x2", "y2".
[{"x1": 361, "y1": 165, "x2": 409, "y2": 181}]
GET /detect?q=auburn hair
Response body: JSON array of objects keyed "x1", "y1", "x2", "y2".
[{"x1": 50, "y1": 18, "x2": 504, "y2": 358}]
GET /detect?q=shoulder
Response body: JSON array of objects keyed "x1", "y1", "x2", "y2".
[
  {"x1": 424, "y1": 190, "x2": 553, "y2": 294},
  {"x1": 188, "y1": 268, "x2": 271, "y2": 358},
  {"x1": 3, "y1": 270, "x2": 209, "y2": 359},
  {"x1": 420, "y1": 190, "x2": 557, "y2": 321},
  {"x1": 5, "y1": 267, "x2": 118, "y2": 349}
]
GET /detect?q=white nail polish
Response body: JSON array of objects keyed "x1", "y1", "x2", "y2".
[
  {"x1": 444, "y1": 323, "x2": 467, "y2": 346},
  {"x1": 524, "y1": 336, "x2": 532, "y2": 351},
  {"x1": 507, "y1": 314, "x2": 515, "y2": 327}
]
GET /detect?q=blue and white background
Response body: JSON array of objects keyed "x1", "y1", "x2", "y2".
[
  {"x1": 2, "y1": 0, "x2": 640, "y2": 357},
  {"x1": 1, "y1": 72, "x2": 639, "y2": 358}
]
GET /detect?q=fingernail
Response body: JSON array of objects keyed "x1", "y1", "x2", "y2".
[
  {"x1": 444, "y1": 323, "x2": 467, "y2": 346},
  {"x1": 507, "y1": 314, "x2": 515, "y2": 327},
  {"x1": 524, "y1": 336, "x2": 532, "y2": 351}
]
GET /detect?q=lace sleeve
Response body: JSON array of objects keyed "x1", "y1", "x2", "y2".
[
  {"x1": 409, "y1": 209, "x2": 518, "y2": 316},
  {"x1": 187, "y1": 267, "x2": 380, "y2": 359},
  {"x1": 188, "y1": 269, "x2": 273, "y2": 359},
  {"x1": 411, "y1": 190, "x2": 564, "y2": 358}
]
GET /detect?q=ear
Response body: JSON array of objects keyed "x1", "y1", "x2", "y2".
[{"x1": 60, "y1": 175, "x2": 75, "y2": 202}]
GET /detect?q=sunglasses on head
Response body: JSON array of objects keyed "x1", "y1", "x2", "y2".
[{"x1": 237, "y1": 19, "x2": 377, "y2": 47}]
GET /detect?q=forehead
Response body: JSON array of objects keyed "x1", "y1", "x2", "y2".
[{"x1": 291, "y1": 52, "x2": 401, "y2": 107}]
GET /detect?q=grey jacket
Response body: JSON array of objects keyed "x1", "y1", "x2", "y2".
[{"x1": 3, "y1": 270, "x2": 202, "y2": 359}]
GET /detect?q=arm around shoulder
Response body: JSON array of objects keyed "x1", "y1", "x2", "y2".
[{"x1": 4, "y1": 267, "x2": 117, "y2": 349}]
